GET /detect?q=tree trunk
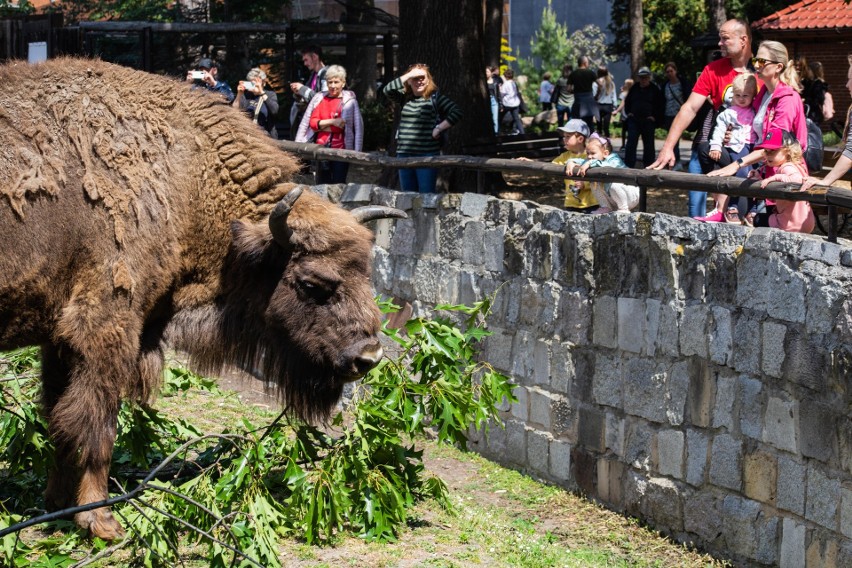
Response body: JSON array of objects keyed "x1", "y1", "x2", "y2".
[
  {"x1": 346, "y1": 0, "x2": 378, "y2": 103},
  {"x1": 483, "y1": 0, "x2": 503, "y2": 70},
  {"x1": 628, "y1": 0, "x2": 644, "y2": 74},
  {"x1": 396, "y1": 0, "x2": 503, "y2": 193},
  {"x1": 708, "y1": 0, "x2": 726, "y2": 31}
]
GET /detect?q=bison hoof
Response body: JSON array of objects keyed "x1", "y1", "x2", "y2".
[{"x1": 75, "y1": 508, "x2": 126, "y2": 541}]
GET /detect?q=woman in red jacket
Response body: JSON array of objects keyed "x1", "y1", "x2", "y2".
[{"x1": 294, "y1": 65, "x2": 364, "y2": 184}]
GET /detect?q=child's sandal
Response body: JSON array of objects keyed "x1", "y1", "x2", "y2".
[{"x1": 724, "y1": 207, "x2": 741, "y2": 224}]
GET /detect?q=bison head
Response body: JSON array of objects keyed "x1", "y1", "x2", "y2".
[{"x1": 182, "y1": 186, "x2": 405, "y2": 422}]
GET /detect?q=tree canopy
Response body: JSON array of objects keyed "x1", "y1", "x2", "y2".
[
  {"x1": 608, "y1": 0, "x2": 803, "y2": 78},
  {"x1": 52, "y1": 0, "x2": 291, "y2": 24}
]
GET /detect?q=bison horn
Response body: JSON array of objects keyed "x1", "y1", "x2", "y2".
[
  {"x1": 269, "y1": 186, "x2": 304, "y2": 246},
  {"x1": 350, "y1": 206, "x2": 408, "y2": 224}
]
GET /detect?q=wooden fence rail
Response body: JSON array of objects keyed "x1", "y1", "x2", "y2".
[{"x1": 276, "y1": 140, "x2": 852, "y2": 242}]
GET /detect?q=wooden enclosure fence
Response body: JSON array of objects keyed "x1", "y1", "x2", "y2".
[{"x1": 277, "y1": 139, "x2": 852, "y2": 243}]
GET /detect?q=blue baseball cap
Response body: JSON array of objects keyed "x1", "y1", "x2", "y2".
[{"x1": 558, "y1": 119, "x2": 590, "y2": 137}]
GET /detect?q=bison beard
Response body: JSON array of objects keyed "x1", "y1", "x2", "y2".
[
  {"x1": 0, "y1": 58, "x2": 404, "y2": 540},
  {"x1": 170, "y1": 306, "x2": 346, "y2": 422}
]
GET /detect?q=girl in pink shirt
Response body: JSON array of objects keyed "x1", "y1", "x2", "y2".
[{"x1": 744, "y1": 127, "x2": 815, "y2": 233}]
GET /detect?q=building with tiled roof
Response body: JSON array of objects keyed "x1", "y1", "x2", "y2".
[
  {"x1": 753, "y1": 0, "x2": 851, "y2": 131},
  {"x1": 753, "y1": 0, "x2": 852, "y2": 32}
]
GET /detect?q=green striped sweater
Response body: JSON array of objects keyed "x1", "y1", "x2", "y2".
[{"x1": 383, "y1": 77, "x2": 462, "y2": 155}]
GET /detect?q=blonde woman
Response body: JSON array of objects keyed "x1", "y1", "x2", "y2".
[
  {"x1": 595, "y1": 66, "x2": 617, "y2": 138},
  {"x1": 801, "y1": 53, "x2": 852, "y2": 191},
  {"x1": 709, "y1": 40, "x2": 808, "y2": 179}
]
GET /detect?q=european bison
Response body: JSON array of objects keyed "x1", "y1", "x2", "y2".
[{"x1": 0, "y1": 58, "x2": 403, "y2": 539}]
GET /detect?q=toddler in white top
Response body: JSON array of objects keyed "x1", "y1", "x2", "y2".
[
  {"x1": 708, "y1": 73, "x2": 758, "y2": 164},
  {"x1": 698, "y1": 73, "x2": 758, "y2": 223},
  {"x1": 566, "y1": 133, "x2": 640, "y2": 213}
]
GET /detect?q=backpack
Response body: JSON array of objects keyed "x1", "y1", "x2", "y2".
[
  {"x1": 315, "y1": 66, "x2": 328, "y2": 94},
  {"x1": 550, "y1": 80, "x2": 562, "y2": 105},
  {"x1": 294, "y1": 66, "x2": 328, "y2": 112},
  {"x1": 804, "y1": 117, "x2": 824, "y2": 173}
]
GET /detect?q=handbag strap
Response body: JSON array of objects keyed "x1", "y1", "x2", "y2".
[
  {"x1": 252, "y1": 93, "x2": 268, "y2": 124},
  {"x1": 324, "y1": 98, "x2": 345, "y2": 146},
  {"x1": 430, "y1": 92, "x2": 443, "y2": 125},
  {"x1": 667, "y1": 82, "x2": 684, "y2": 106}
]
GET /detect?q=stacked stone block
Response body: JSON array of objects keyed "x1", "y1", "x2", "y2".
[{"x1": 343, "y1": 185, "x2": 852, "y2": 567}]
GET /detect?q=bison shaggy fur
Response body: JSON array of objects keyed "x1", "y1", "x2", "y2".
[{"x1": 0, "y1": 58, "x2": 390, "y2": 539}]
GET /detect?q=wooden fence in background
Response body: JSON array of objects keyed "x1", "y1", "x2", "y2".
[{"x1": 277, "y1": 139, "x2": 852, "y2": 243}]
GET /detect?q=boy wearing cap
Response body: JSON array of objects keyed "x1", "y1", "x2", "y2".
[
  {"x1": 553, "y1": 119, "x2": 598, "y2": 212},
  {"x1": 186, "y1": 58, "x2": 235, "y2": 103}
]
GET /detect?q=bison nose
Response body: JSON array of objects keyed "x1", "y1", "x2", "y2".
[
  {"x1": 353, "y1": 344, "x2": 383, "y2": 375},
  {"x1": 344, "y1": 339, "x2": 383, "y2": 379}
]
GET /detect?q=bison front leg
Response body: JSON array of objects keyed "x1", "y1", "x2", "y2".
[
  {"x1": 46, "y1": 308, "x2": 138, "y2": 542},
  {"x1": 49, "y1": 370, "x2": 125, "y2": 540}
]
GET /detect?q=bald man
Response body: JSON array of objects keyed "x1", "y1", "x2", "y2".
[{"x1": 647, "y1": 19, "x2": 757, "y2": 216}]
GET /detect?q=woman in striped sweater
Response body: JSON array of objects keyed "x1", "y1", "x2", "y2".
[{"x1": 383, "y1": 64, "x2": 462, "y2": 193}]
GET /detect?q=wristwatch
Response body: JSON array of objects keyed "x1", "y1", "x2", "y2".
[{"x1": 736, "y1": 158, "x2": 745, "y2": 166}]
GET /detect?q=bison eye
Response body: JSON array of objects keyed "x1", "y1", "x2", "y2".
[{"x1": 296, "y1": 277, "x2": 336, "y2": 303}]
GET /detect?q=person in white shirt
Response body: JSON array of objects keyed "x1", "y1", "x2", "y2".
[
  {"x1": 595, "y1": 66, "x2": 618, "y2": 137},
  {"x1": 499, "y1": 68, "x2": 525, "y2": 135}
]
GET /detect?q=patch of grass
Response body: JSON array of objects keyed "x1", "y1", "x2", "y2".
[{"x1": 413, "y1": 441, "x2": 728, "y2": 568}]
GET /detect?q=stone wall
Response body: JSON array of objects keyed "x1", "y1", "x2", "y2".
[{"x1": 341, "y1": 185, "x2": 852, "y2": 567}]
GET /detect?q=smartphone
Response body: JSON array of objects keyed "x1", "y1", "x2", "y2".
[{"x1": 191, "y1": 71, "x2": 205, "y2": 80}]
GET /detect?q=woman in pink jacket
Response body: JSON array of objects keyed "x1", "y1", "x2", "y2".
[{"x1": 709, "y1": 40, "x2": 807, "y2": 177}]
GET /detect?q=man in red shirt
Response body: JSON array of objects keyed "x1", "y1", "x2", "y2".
[
  {"x1": 648, "y1": 19, "x2": 756, "y2": 218},
  {"x1": 648, "y1": 19, "x2": 754, "y2": 171}
]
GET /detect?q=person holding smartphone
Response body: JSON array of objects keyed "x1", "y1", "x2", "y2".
[
  {"x1": 295, "y1": 65, "x2": 364, "y2": 184},
  {"x1": 233, "y1": 68, "x2": 279, "y2": 138},
  {"x1": 186, "y1": 57, "x2": 234, "y2": 103}
]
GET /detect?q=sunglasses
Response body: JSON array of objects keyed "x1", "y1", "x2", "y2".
[{"x1": 751, "y1": 57, "x2": 780, "y2": 68}]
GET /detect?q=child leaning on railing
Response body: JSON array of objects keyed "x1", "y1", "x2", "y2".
[{"x1": 564, "y1": 133, "x2": 640, "y2": 213}]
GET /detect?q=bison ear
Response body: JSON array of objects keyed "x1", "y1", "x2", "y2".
[{"x1": 269, "y1": 186, "x2": 304, "y2": 247}]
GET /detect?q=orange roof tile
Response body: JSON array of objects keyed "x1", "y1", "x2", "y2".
[{"x1": 753, "y1": 0, "x2": 852, "y2": 31}]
